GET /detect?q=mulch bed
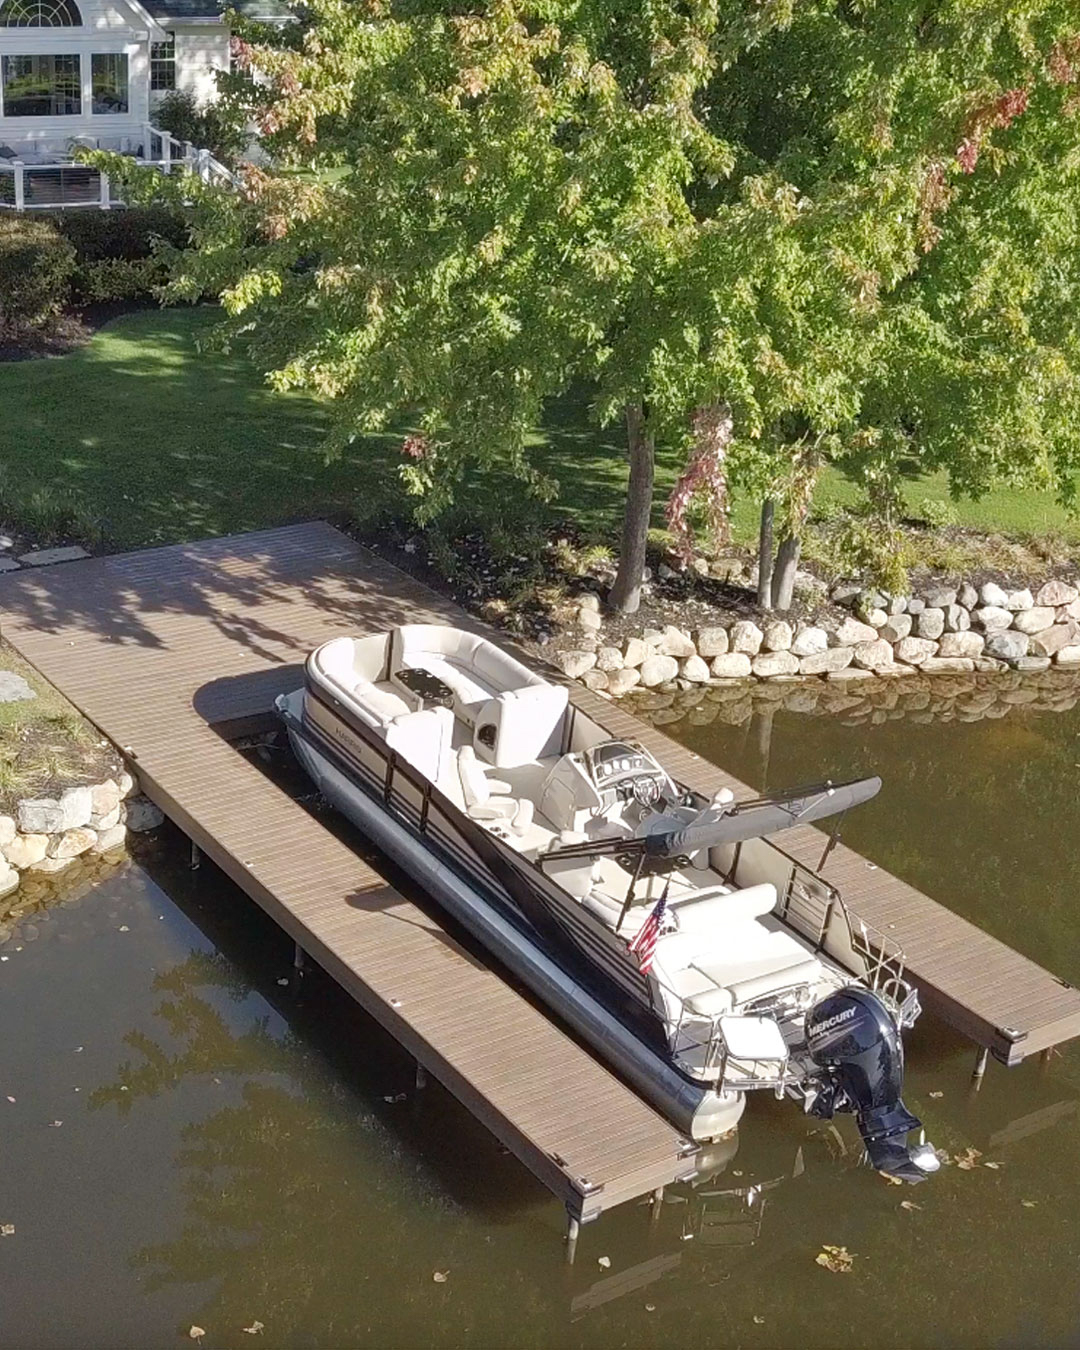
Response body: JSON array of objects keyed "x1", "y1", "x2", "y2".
[{"x1": 0, "y1": 300, "x2": 150, "y2": 363}]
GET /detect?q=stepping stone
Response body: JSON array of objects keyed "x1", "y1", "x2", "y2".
[
  {"x1": 0, "y1": 671, "x2": 36, "y2": 703},
  {"x1": 0, "y1": 558, "x2": 20, "y2": 573},
  {"x1": 16, "y1": 546, "x2": 90, "y2": 567}
]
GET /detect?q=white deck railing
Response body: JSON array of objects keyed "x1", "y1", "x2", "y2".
[{"x1": 0, "y1": 123, "x2": 238, "y2": 211}]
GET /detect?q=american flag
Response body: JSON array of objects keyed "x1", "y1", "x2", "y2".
[{"x1": 628, "y1": 881, "x2": 670, "y2": 975}]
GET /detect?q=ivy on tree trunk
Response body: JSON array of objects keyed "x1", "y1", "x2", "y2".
[{"x1": 610, "y1": 403, "x2": 655, "y2": 614}]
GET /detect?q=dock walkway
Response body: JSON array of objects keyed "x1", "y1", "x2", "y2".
[{"x1": 0, "y1": 520, "x2": 1077, "y2": 1218}]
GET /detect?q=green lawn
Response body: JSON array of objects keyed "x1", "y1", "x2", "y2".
[{"x1": 1, "y1": 306, "x2": 1076, "y2": 552}]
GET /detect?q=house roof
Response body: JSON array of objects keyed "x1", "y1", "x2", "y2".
[{"x1": 145, "y1": 0, "x2": 291, "y2": 21}]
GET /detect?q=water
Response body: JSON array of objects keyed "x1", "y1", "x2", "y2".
[{"x1": 2, "y1": 694, "x2": 1079, "y2": 1349}]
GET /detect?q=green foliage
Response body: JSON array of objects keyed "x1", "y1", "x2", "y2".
[
  {"x1": 52, "y1": 205, "x2": 189, "y2": 263},
  {"x1": 917, "y1": 498, "x2": 960, "y2": 530},
  {"x1": 153, "y1": 88, "x2": 249, "y2": 168},
  {"x1": 0, "y1": 214, "x2": 75, "y2": 330},
  {"x1": 74, "y1": 256, "x2": 168, "y2": 304}
]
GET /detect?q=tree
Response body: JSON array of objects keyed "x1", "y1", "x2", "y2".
[{"x1": 98, "y1": 1, "x2": 1080, "y2": 612}]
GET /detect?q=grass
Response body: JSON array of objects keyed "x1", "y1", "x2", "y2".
[
  {"x1": 0, "y1": 306, "x2": 1077, "y2": 558},
  {"x1": 0, "y1": 643, "x2": 120, "y2": 812}
]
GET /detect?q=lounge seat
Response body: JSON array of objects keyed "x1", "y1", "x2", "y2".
[{"x1": 457, "y1": 745, "x2": 517, "y2": 821}]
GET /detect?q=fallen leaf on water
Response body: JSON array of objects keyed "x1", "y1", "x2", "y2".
[
  {"x1": 928, "y1": 1091, "x2": 944, "y2": 1099},
  {"x1": 48, "y1": 1120, "x2": 62, "y2": 1128},
  {"x1": 900, "y1": 1200, "x2": 922, "y2": 1212},
  {"x1": 188, "y1": 1329, "x2": 205, "y2": 1342},
  {"x1": 118, "y1": 926, "x2": 129, "y2": 933},
  {"x1": 382, "y1": 1093, "x2": 407, "y2": 1104},
  {"x1": 954, "y1": 1147, "x2": 983, "y2": 1171},
  {"x1": 753, "y1": 1316, "x2": 765, "y2": 1325},
  {"x1": 879, "y1": 1173, "x2": 903, "y2": 1186},
  {"x1": 432, "y1": 1271, "x2": 448, "y2": 1283},
  {"x1": 241, "y1": 1322, "x2": 264, "y2": 1335},
  {"x1": 597, "y1": 1256, "x2": 611, "y2": 1269},
  {"x1": 815, "y1": 1245, "x2": 855, "y2": 1273},
  {"x1": 6, "y1": 1096, "x2": 14, "y2": 1104},
  {"x1": 1021, "y1": 1200, "x2": 1038, "y2": 1209},
  {"x1": 1, "y1": 1224, "x2": 14, "y2": 1237},
  {"x1": 983, "y1": 1161, "x2": 1002, "y2": 1170},
  {"x1": 644, "y1": 1305, "x2": 656, "y2": 1313},
  {"x1": 276, "y1": 978, "x2": 289, "y2": 987}
]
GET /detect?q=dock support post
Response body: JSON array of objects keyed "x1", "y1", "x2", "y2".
[
  {"x1": 971, "y1": 1046, "x2": 989, "y2": 1086},
  {"x1": 650, "y1": 1187, "x2": 664, "y2": 1233},
  {"x1": 565, "y1": 1213, "x2": 580, "y2": 1265},
  {"x1": 189, "y1": 840, "x2": 201, "y2": 870},
  {"x1": 293, "y1": 942, "x2": 306, "y2": 979},
  {"x1": 415, "y1": 1062, "x2": 427, "y2": 1091}
]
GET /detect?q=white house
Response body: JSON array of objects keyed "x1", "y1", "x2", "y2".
[{"x1": 0, "y1": 0, "x2": 284, "y2": 205}]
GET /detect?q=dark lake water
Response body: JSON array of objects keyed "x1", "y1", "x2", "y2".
[{"x1": 2, "y1": 692, "x2": 1079, "y2": 1349}]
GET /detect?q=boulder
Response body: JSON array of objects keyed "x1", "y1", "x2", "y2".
[
  {"x1": 90, "y1": 780, "x2": 122, "y2": 819},
  {"x1": 832, "y1": 617, "x2": 879, "y2": 647},
  {"x1": 641, "y1": 628, "x2": 665, "y2": 647},
  {"x1": 554, "y1": 649, "x2": 597, "y2": 679},
  {"x1": 94, "y1": 807, "x2": 122, "y2": 832},
  {"x1": 851, "y1": 639, "x2": 895, "y2": 672},
  {"x1": 984, "y1": 631, "x2": 1030, "y2": 663},
  {"x1": 59, "y1": 785, "x2": 93, "y2": 830},
  {"x1": 48, "y1": 827, "x2": 97, "y2": 860},
  {"x1": 752, "y1": 650, "x2": 799, "y2": 678},
  {"x1": 830, "y1": 582, "x2": 862, "y2": 604},
  {"x1": 973, "y1": 657, "x2": 1009, "y2": 673},
  {"x1": 938, "y1": 632, "x2": 985, "y2": 659},
  {"x1": 1028, "y1": 624, "x2": 1080, "y2": 659},
  {"x1": 922, "y1": 585, "x2": 957, "y2": 609},
  {"x1": 973, "y1": 605, "x2": 1013, "y2": 633},
  {"x1": 622, "y1": 637, "x2": 648, "y2": 668},
  {"x1": 118, "y1": 771, "x2": 136, "y2": 799},
  {"x1": 680, "y1": 655, "x2": 712, "y2": 684},
  {"x1": 1035, "y1": 579, "x2": 1079, "y2": 607},
  {"x1": 576, "y1": 592, "x2": 601, "y2": 612},
  {"x1": 577, "y1": 607, "x2": 603, "y2": 632},
  {"x1": 1013, "y1": 655, "x2": 1051, "y2": 672},
  {"x1": 1061, "y1": 599, "x2": 1080, "y2": 621},
  {"x1": 124, "y1": 797, "x2": 165, "y2": 833},
  {"x1": 28, "y1": 855, "x2": 75, "y2": 875},
  {"x1": 658, "y1": 625, "x2": 696, "y2": 658},
  {"x1": 762, "y1": 620, "x2": 794, "y2": 652},
  {"x1": 0, "y1": 671, "x2": 36, "y2": 704},
  {"x1": 866, "y1": 608, "x2": 888, "y2": 628},
  {"x1": 915, "y1": 607, "x2": 945, "y2": 641},
  {"x1": 919, "y1": 656, "x2": 976, "y2": 674},
  {"x1": 942, "y1": 604, "x2": 970, "y2": 632},
  {"x1": 710, "y1": 652, "x2": 753, "y2": 678},
  {"x1": 1011, "y1": 606, "x2": 1056, "y2": 635},
  {"x1": 791, "y1": 626, "x2": 828, "y2": 657},
  {"x1": 879, "y1": 614, "x2": 912, "y2": 644},
  {"x1": 580, "y1": 669, "x2": 609, "y2": 692},
  {"x1": 856, "y1": 588, "x2": 887, "y2": 615},
  {"x1": 1055, "y1": 645, "x2": 1080, "y2": 667},
  {"x1": 894, "y1": 636, "x2": 940, "y2": 666},
  {"x1": 979, "y1": 581, "x2": 1009, "y2": 608},
  {"x1": 729, "y1": 621, "x2": 765, "y2": 656},
  {"x1": 0, "y1": 862, "x2": 18, "y2": 900},
  {"x1": 905, "y1": 597, "x2": 925, "y2": 616},
  {"x1": 91, "y1": 824, "x2": 128, "y2": 854},
  {"x1": 799, "y1": 647, "x2": 854, "y2": 676},
  {"x1": 1004, "y1": 588, "x2": 1034, "y2": 611},
  {"x1": 0, "y1": 815, "x2": 14, "y2": 849},
  {"x1": 595, "y1": 646, "x2": 624, "y2": 672},
  {"x1": 639, "y1": 655, "x2": 680, "y2": 687},
  {"x1": 694, "y1": 626, "x2": 729, "y2": 658},
  {"x1": 3, "y1": 832, "x2": 48, "y2": 869},
  {"x1": 826, "y1": 668, "x2": 875, "y2": 682},
  {"x1": 17, "y1": 798, "x2": 63, "y2": 835},
  {"x1": 16, "y1": 546, "x2": 89, "y2": 567},
  {"x1": 957, "y1": 582, "x2": 979, "y2": 610},
  {"x1": 886, "y1": 595, "x2": 908, "y2": 615}
]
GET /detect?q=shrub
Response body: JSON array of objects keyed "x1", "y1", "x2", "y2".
[
  {"x1": 153, "y1": 89, "x2": 248, "y2": 167},
  {"x1": 917, "y1": 496, "x2": 960, "y2": 529},
  {"x1": 0, "y1": 215, "x2": 75, "y2": 329},
  {"x1": 52, "y1": 205, "x2": 190, "y2": 263}
]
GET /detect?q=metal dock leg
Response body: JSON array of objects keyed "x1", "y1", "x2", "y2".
[
  {"x1": 650, "y1": 1187, "x2": 664, "y2": 1233},
  {"x1": 971, "y1": 1046, "x2": 989, "y2": 1086},
  {"x1": 293, "y1": 942, "x2": 306, "y2": 979},
  {"x1": 189, "y1": 840, "x2": 201, "y2": 870},
  {"x1": 565, "y1": 1213, "x2": 580, "y2": 1265},
  {"x1": 415, "y1": 1062, "x2": 427, "y2": 1091}
]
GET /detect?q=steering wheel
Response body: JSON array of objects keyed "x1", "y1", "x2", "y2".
[{"x1": 631, "y1": 775, "x2": 663, "y2": 808}]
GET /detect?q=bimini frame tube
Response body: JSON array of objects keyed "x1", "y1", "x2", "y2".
[{"x1": 278, "y1": 690, "x2": 743, "y2": 1143}]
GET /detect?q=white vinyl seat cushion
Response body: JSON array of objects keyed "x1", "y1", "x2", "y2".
[
  {"x1": 718, "y1": 1015, "x2": 789, "y2": 1062},
  {"x1": 354, "y1": 681, "x2": 413, "y2": 726},
  {"x1": 693, "y1": 925, "x2": 821, "y2": 1009},
  {"x1": 457, "y1": 745, "x2": 519, "y2": 821}
]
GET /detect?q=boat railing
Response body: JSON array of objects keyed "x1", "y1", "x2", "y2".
[{"x1": 775, "y1": 857, "x2": 840, "y2": 950}]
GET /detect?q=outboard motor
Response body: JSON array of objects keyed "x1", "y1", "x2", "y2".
[{"x1": 805, "y1": 987, "x2": 940, "y2": 1183}]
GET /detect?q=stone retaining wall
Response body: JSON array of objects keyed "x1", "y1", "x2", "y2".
[
  {"x1": 0, "y1": 772, "x2": 163, "y2": 900},
  {"x1": 552, "y1": 576, "x2": 1080, "y2": 697}
]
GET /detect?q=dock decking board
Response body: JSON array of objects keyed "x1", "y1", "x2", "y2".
[{"x1": 0, "y1": 522, "x2": 1077, "y2": 1213}]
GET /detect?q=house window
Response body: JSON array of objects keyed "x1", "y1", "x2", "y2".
[
  {"x1": 150, "y1": 32, "x2": 174, "y2": 90},
  {"x1": 0, "y1": 0, "x2": 82, "y2": 25},
  {"x1": 91, "y1": 52, "x2": 127, "y2": 113},
  {"x1": 0, "y1": 53, "x2": 81, "y2": 115}
]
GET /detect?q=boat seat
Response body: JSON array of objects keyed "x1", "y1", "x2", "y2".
[
  {"x1": 351, "y1": 680, "x2": 414, "y2": 726},
  {"x1": 692, "y1": 925, "x2": 822, "y2": 1010},
  {"x1": 383, "y1": 706, "x2": 454, "y2": 784},
  {"x1": 457, "y1": 745, "x2": 517, "y2": 821}
]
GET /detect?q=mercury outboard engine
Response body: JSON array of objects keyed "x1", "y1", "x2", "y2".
[{"x1": 805, "y1": 987, "x2": 939, "y2": 1183}]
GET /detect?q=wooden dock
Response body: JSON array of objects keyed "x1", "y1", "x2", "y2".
[{"x1": 0, "y1": 519, "x2": 1077, "y2": 1214}]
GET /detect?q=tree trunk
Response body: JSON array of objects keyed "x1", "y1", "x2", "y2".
[
  {"x1": 757, "y1": 497, "x2": 775, "y2": 610},
  {"x1": 771, "y1": 533, "x2": 801, "y2": 611},
  {"x1": 610, "y1": 403, "x2": 655, "y2": 614}
]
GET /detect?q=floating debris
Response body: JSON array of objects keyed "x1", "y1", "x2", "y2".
[
  {"x1": 432, "y1": 1270, "x2": 448, "y2": 1283},
  {"x1": 900, "y1": 1200, "x2": 923, "y2": 1212},
  {"x1": 188, "y1": 1328, "x2": 205, "y2": 1342},
  {"x1": 47, "y1": 1120, "x2": 62, "y2": 1128},
  {"x1": 241, "y1": 1321, "x2": 264, "y2": 1335},
  {"x1": 597, "y1": 1256, "x2": 611, "y2": 1269},
  {"x1": 1021, "y1": 1200, "x2": 1038, "y2": 1209},
  {"x1": 1, "y1": 1223, "x2": 14, "y2": 1237},
  {"x1": 928, "y1": 1090, "x2": 944, "y2": 1099},
  {"x1": 815, "y1": 1245, "x2": 855, "y2": 1273},
  {"x1": 954, "y1": 1147, "x2": 983, "y2": 1171}
]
